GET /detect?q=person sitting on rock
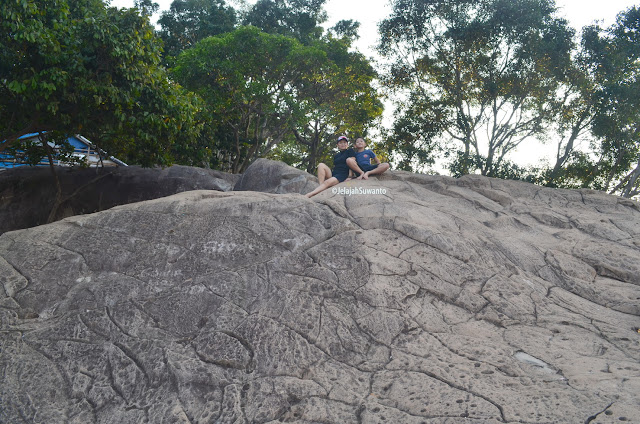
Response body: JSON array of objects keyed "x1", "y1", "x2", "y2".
[
  {"x1": 305, "y1": 135, "x2": 360, "y2": 198},
  {"x1": 347, "y1": 137, "x2": 390, "y2": 180}
]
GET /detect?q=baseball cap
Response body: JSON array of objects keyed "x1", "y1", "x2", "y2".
[{"x1": 337, "y1": 136, "x2": 348, "y2": 142}]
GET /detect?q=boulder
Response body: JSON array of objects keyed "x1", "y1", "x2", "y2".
[
  {"x1": 234, "y1": 158, "x2": 318, "y2": 194},
  {"x1": 1, "y1": 173, "x2": 639, "y2": 423},
  {"x1": 0, "y1": 165, "x2": 239, "y2": 235}
]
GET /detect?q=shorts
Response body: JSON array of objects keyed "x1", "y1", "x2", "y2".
[
  {"x1": 357, "y1": 163, "x2": 378, "y2": 174},
  {"x1": 332, "y1": 169, "x2": 350, "y2": 182}
]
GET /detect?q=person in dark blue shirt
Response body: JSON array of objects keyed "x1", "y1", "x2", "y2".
[
  {"x1": 305, "y1": 135, "x2": 358, "y2": 198},
  {"x1": 348, "y1": 137, "x2": 390, "y2": 180}
]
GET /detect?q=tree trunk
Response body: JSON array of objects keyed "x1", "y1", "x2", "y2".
[
  {"x1": 43, "y1": 135, "x2": 64, "y2": 224},
  {"x1": 231, "y1": 130, "x2": 242, "y2": 174},
  {"x1": 307, "y1": 131, "x2": 320, "y2": 174},
  {"x1": 547, "y1": 114, "x2": 588, "y2": 186},
  {"x1": 622, "y1": 157, "x2": 640, "y2": 198},
  {"x1": 604, "y1": 152, "x2": 624, "y2": 192}
]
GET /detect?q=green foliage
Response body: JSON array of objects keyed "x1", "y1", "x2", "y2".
[
  {"x1": 379, "y1": 0, "x2": 575, "y2": 176},
  {"x1": 134, "y1": 0, "x2": 159, "y2": 16},
  {"x1": 329, "y1": 19, "x2": 360, "y2": 42},
  {"x1": 242, "y1": 0, "x2": 327, "y2": 43},
  {"x1": 172, "y1": 26, "x2": 382, "y2": 173},
  {"x1": 380, "y1": 95, "x2": 449, "y2": 172},
  {"x1": 537, "y1": 6, "x2": 640, "y2": 198},
  {"x1": 288, "y1": 36, "x2": 383, "y2": 172},
  {"x1": 265, "y1": 136, "x2": 305, "y2": 168},
  {"x1": 172, "y1": 26, "x2": 311, "y2": 172},
  {"x1": 549, "y1": 151, "x2": 600, "y2": 189},
  {"x1": 585, "y1": 7, "x2": 640, "y2": 196},
  {"x1": 0, "y1": 0, "x2": 200, "y2": 167},
  {"x1": 157, "y1": 0, "x2": 237, "y2": 66},
  {"x1": 1, "y1": 0, "x2": 380, "y2": 174}
]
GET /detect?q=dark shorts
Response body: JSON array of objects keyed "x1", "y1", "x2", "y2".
[
  {"x1": 333, "y1": 169, "x2": 350, "y2": 182},
  {"x1": 358, "y1": 163, "x2": 378, "y2": 174}
]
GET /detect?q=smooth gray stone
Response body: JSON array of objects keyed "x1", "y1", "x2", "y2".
[
  {"x1": 0, "y1": 165, "x2": 239, "y2": 235},
  {"x1": 1, "y1": 171, "x2": 639, "y2": 423}
]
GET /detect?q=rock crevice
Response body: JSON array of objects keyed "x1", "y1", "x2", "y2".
[{"x1": 1, "y1": 163, "x2": 639, "y2": 423}]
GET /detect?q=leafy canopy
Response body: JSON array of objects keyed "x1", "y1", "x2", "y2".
[
  {"x1": 172, "y1": 24, "x2": 383, "y2": 173},
  {"x1": 278, "y1": 35, "x2": 383, "y2": 172},
  {"x1": 1, "y1": 0, "x2": 199, "y2": 166},
  {"x1": 157, "y1": 0, "x2": 237, "y2": 65},
  {"x1": 242, "y1": 0, "x2": 328, "y2": 43},
  {"x1": 172, "y1": 26, "x2": 319, "y2": 173},
  {"x1": 378, "y1": 0, "x2": 575, "y2": 177}
]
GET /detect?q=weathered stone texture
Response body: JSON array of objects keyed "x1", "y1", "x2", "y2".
[
  {"x1": 234, "y1": 158, "x2": 318, "y2": 194},
  {"x1": 1, "y1": 170, "x2": 639, "y2": 423},
  {"x1": 0, "y1": 165, "x2": 239, "y2": 235}
]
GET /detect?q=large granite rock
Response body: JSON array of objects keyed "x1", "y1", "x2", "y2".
[
  {"x1": 0, "y1": 165, "x2": 239, "y2": 235},
  {"x1": 234, "y1": 158, "x2": 318, "y2": 194},
  {"x1": 1, "y1": 172, "x2": 639, "y2": 423}
]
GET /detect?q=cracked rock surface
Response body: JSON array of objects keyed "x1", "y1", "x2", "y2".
[{"x1": 1, "y1": 171, "x2": 639, "y2": 423}]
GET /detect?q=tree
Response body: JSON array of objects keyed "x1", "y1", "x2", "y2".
[
  {"x1": 539, "y1": 7, "x2": 640, "y2": 198},
  {"x1": 587, "y1": 7, "x2": 640, "y2": 198},
  {"x1": 173, "y1": 26, "x2": 382, "y2": 173},
  {"x1": 283, "y1": 36, "x2": 383, "y2": 172},
  {"x1": 0, "y1": 0, "x2": 200, "y2": 167},
  {"x1": 381, "y1": 96, "x2": 447, "y2": 172},
  {"x1": 242, "y1": 0, "x2": 327, "y2": 43},
  {"x1": 134, "y1": 0, "x2": 160, "y2": 16},
  {"x1": 172, "y1": 26, "x2": 325, "y2": 173},
  {"x1": 378, "y1": 0, "x2": 575, "y2": 177},
  {"x1": 329, "y1": 19, "x2": 360, "y2": 42},
  {"x1": 157, "y1": 0, "x2": 237, "y2": 65},
  {"x1": 540, "y1": 57, "x2": 596, "y2": 188}
]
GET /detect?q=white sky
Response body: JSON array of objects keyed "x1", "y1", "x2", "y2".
[{"x1": 109, "y1": 0, "x2": 639, "y2": 168}]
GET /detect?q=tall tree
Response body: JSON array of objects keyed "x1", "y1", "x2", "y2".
[
  {"x1": 378, "y1": 0, "x2": 574, "y2": 177},
  {"x1": 540, "y1": 7, "x2": 640, "y2": 198},
  {"x1": 157, "y1": 0, "x2": 237, "y2": 65},
  {"x1": 284, "y1": 36, "x2": 383, "y2": 172},
  {"x1": 172, "y1": 26, "x2": 324, "y2": 173},
  {"x1": 540, "y1": 55, "x2": 596, "y2": 188},
  {"x1": 587, "y1": 7, "x2": 640, "y2": 198}
]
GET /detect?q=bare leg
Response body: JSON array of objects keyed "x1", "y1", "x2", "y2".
[
  {"x1": 363, "y1": 163, "x2": 390, "y2": 179},
  {"x1": 306, "y1": 176, "x2": 340, "y2": 198},
  {"x1": 317, "y1": 163, "x2": 332, "y2": 184},
  {"x1": 346, "y1": 157, "x2": 366, "y2": 180}
]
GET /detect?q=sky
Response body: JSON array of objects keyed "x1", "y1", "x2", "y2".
[{"x1": 108, "y1": 0, "x2": 639, "y2": 168}]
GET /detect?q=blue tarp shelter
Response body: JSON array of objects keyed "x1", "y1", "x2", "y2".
[{"x1": 0, "y1": 133, "x2": 127, "y2": 169}]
